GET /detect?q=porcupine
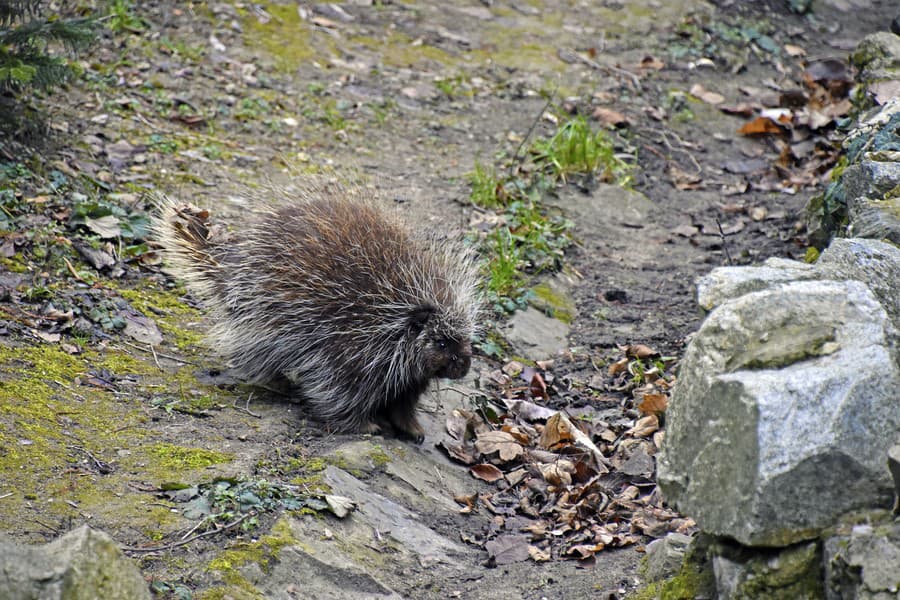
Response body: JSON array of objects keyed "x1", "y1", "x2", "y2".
[{"x1": 152, "y1": 181, "x2": 480, "y2": 442}]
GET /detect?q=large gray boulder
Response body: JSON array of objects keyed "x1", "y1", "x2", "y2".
[
  {"x1": 0, "y1": 526, "x2": 151, "y2": 600},
  {"x1": 658, "y1": 280, "x2": 900, "y2": 547}
]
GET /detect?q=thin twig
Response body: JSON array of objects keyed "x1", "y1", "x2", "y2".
[
  {"x1": 510, "y1": 91, "x2": 556, "y2": 172},
  {"x1": 67, "y1": 444, "x2": 114, "y2": 474},
  {"x1": 114, "y1": 341, "x2": 199, "y2": 366},
  {"x1": 233, "y1": 392, "x2": 261, "y2": 418},
  {"x1": 148, "y1": 343, "x2": 161, "y2": 370},
  {"x1": 121, "y1": 513, "x2": 253, "y2": 553},
  {"x1": 560, "y1": 48, "x2": 641, "y2": 90},
  {"x1": 62, "y1": 257, "x2": 89, "y2": 284},
  {"x1": 715, "y1": 218, "x2": 734, "y2": 265}
]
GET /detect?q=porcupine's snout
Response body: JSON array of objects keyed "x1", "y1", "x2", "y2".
[{"x1": 439, "y1": 339, "x2": 472, "y2": 380}]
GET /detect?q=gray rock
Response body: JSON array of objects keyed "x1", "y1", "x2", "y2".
[
  {"x1": 817, "y1": 237, "x2": 900, "y2": 342},
  {"x1": 641, "y1": 532, "x2": 694, "y2": 583},
  {"x1": 847, "y1": 197, "x2": 900, "y2": 246},
  {"x1": 713, "y1": 542, "x2": 822, "y2": 600},
  {"x1": 503, "y1": 306, "x2": 570, "y2": 361},
  {"x1": 324, "y1": 466, "x2": 466, "y2": 560},
  {"x1": 658, "y1": 280, "x2": 900, "y2": 547},
  {"x1": 825, "y1": 519, "x2": 900, "y2": 600},
  {"x1": 0, "y1": 526, "x2": 150, "y2": 600},
  {"x1": 841, "y1": 160, "x2": 900, "y2": 206},
  {"x1": 890, "y1": 444, "x2": 900, "y2": 500},
  {"x1": 851, "y1": 32, "x2": 900, "y2": 82},
  {"x1": 695, "y1": 257, "x2": 817, "y2": 311},
  {"x1": 696, "y1": 237, "x2": 900, "y2": 349}
]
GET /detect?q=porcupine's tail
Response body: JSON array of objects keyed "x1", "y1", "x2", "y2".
[{"x1": 151, "y1": 195, "x2": 228, "y2": 302}]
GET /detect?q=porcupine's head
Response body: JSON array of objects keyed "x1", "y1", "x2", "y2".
[{"x1": 373, "y1": 227, "x2": 481, "y2": 394}]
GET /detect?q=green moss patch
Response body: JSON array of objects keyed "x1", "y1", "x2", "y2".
[{"x1": 148, "y1": 443, "x2": 234, "y2": 470}]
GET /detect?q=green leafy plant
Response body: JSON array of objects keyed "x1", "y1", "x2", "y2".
[
  {"x1": 104, "y1": 0, "x2": 147, "y2": 34},
  {"x1": 532, "y1": 115, "x2": 631, "y2": 184},
  {"x1": 468, "y1": 161, "x2": 505, "y2": 209}
]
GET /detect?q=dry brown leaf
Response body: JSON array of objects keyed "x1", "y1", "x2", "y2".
[
  {"x1": 784, "y1": 44, "x2": 806, "y2": 57},
  {"x1": 529, "y1": 372, "x2": 549, "y2": 401},
  {"x1": 668, "y1": 165, "x2": 703, "y2": 190},
  {"x1": 565, "y1": 543, "x2": 603, "y2": 559},
  {"x1": 500, "y1": 424, "x2": 533, "y2": 445},
  {"x1": 538, "y1": 460, "x2": 575, "y2": 486},
  {"x1": 639, "y1": 55, "x2": 665, "y2": 70},
  {"x1": 528, "y1": 546, "x2": 552, "y2": 561},
  {"x1": 738, "y1": 116, "x2": 784, "y2": 136},
  {"x1": 623, "y1": 344, "x2": 658, "y2": 359},
  {"x1": 538, "y1": 412, "x2": 576, "y2": 449},
  {"x1": 689, "y1": 83, "x2": 725, "y2": 105},
  {"x1": 438, "y1": 440, "x2": 476, "y2": 465},
  {"x1": 718, "y1": 102, "x2": 756, "y2": 117},
  {"x1": 475, "y1": 430, "x2": 524, "y2": 462},
  {"x1": 627, "y1": 415, "x2": 660, "y2": 438},
  {"x1": 470, "y1": 463, "x2": 505, "y2": 483},
  {"x1": 607, "y1": 356, "x2": 629, "y2": 377},
  {"x1": 637, "y1": 392, "x2": 668, "y2": 416},
  {"x1": 484, "y1": 535, "x2": 530, "y2": 566},
  {"x1": 502, "y1": 360, "x2": 524, "y2": 377},
  {"x1": 503, "y1": 398, "x2": 557, "y2": 421},
  {"x1": 591, "y1": 106, "x2": 630, "y2": 128},
  {"x1": 454, "y1": 493, "x2": 478, "y2": 514}
]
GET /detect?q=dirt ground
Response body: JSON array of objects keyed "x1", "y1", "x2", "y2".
[{"x1": 0, "y1": 0, "x2": 891, "y2": 598}]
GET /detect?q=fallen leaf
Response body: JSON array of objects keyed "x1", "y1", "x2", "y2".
[
  {"x1": 607, "y1": 357, "x2": 629, "y2": 377},
  {"x1": 454, "y1": 493, "x2": 478, "y2": 513},
  {"x1": 33, "y1": 330, "x2": 61, "y2": 343},
  {"x1": 438, "y1": 440, "x2": 477, "y2": 465},
  {"x1": 471, "y1": 463, "x2": 505, "y2": 483},
  {"x1": 84, "y1": 215, "x2": 122, "y2": 239},
  {"x1": 538, "y1": 460, "x2": 575, "y2": 486},
  {"x1": 475, "y1": 431, "x2": 524, "y2": 463},
  {"x1": 528, "y1": 545, "x2": 552, "y2": 561},
  {"x1": 784, "y1": 44, "x2": 806, "y2": 57},
  {"x1": 123, "y1": 314, "x2": 163, "y2": 345},
  {"x1": 502, "y1": 360, "x2": 524, "y2": 377},
  {"x1": 529, "y1": 372, "x2": 549, "y2": 401},
  {"x1": 591, "y1": 106, "x2": 630, "y2": 128},
  {"x1": 689, "y1": 83, "x2": 725, "y2": 105},
  {"x1": 73, "y1": 240, "x2": 116, "y2": 270},
  {"x1": 738, "y1": 116, "x2": 785, "y2": 136},
  {"x1": 668, "y1": 165, "x2": 703, "y2": 190},
  {"x1": 639, "y1": 55, "x2": 665, "y2": 70},
  {"x1": 565, "y1": 543, "x2": 603, "y2": 559},
  {"x1": 637, "y1": 392, "x2": 668, "y2": 416},
  {"x1": 623, "y1": 344, "x2": 658, "y2": 359},
  {"x1": 627, "y1": 415, "x2": 660, "y2": 438},
  {"x1": 484, "y1": 535, "x2": 530, "y2": 566},
  {"x1": 538, "y1": 413, "x2": 576, "y2": 449},
  {"x1": 503, "y1": 398, "x2": 557, "y2": 421},
  {"x1": 671, "y1": 224, "x2": 698, "y2": 238},
  {"x1": 718, "y1": 102, "x2": 756, "y2": 117}
]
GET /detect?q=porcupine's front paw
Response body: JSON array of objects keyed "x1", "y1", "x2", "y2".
[{"x1": 389, "y1": 412, "x2": 425, "y2": 444}]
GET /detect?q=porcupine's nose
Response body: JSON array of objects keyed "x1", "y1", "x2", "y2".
[{"x1": 445, "y1": 351, "x2": 471, "y2": 379}]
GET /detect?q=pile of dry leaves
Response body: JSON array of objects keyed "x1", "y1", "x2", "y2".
[{"x1": 440, "y1": 345, "x2": 696, "y2": 567}]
